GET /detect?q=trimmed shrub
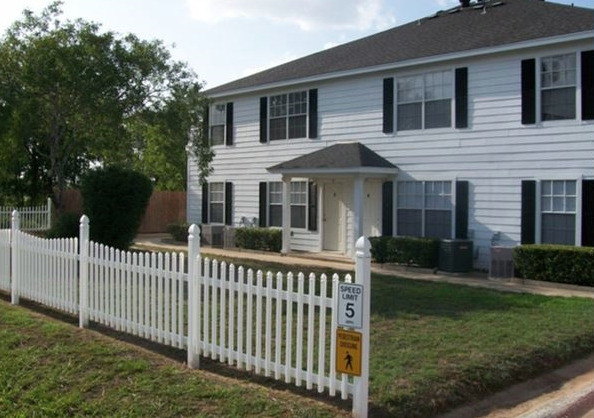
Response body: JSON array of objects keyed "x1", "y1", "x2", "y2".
[
  {"x1": 370, "y1": 236, "x2": 440, "y2": 268},
  {"x1": 235, "y1": 228, "x2": 282, "y2": 253},
  {"x1": 513, "y1": 244, "x2": 594, "y2": 287},
  {"x1": 167, "y1": 222, "x2": 189, "y2": 243},
  {"x1": 46, "y1": 212, "x2": 80, "y2": 239},
  {"x1": 81, "y1": 167, "x2": 153, "y2": 250}
]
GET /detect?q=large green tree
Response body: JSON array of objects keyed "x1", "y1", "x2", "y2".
[{"x1": 0, "y1": 2, "x2": 212, "y2": 209}]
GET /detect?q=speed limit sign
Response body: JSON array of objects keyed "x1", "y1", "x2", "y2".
[{"x1": 337, "y1": 283, "x2": 363, "y2": 329}]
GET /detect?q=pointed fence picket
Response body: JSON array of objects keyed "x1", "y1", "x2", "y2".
[
  {"x1": 1, "y1": 215, "x2": 370, "y2": 415},
  {"x1": 0, "y1": 198, "x2": 51, "y2": 231}
]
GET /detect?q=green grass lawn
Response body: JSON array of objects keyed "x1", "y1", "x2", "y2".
[
  {"x1": 0, "y1": 299, "x2": 348, "y2": 417},
  {"x1": 198, "y1": 254, "x2": 594, "y2": 416},
  {"x1": 2, "y1": 249, "x2": 594, "y2": 417}
]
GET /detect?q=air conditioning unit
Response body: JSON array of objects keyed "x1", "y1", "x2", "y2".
[
  {"x1": 223, "y1": 226, "x2": 235, "y2": 248},
  {"x1": 438, "y1": 239, "x2": 474, "y2": 273},
  {"x1": 200, "y1": 224, "x2": 224, "y2": 247},
  {"x1": 489, "y1": 246, "x2": 514, "y2": 279}
]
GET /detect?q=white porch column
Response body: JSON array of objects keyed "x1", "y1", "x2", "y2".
[
  {"x1": 392, "y1": 176, "x2": 398, "y2": 237},
  {"x1": 282, "y1": 175, "x2": 291, "y2": 254},
  {"x1": 353, "y1": 176, "x2": 364, "y2": 256}
]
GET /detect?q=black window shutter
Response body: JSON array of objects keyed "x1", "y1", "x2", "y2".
[
  {"x1": 455, "y1": 181, "x2": 469, "y2": 239},
  {"x1": 202, "y1": 105, "x2": 210, "y2": 146},
  {"x1": 455, "y1": 67, "x2": 468, "y2": 129},
  {"x1": 225, "y1": 102, "x2": 234, "y2": 146},
  {"x1": 259, "y1": 182, "x2": 267, "y2": 227},
  {"x1": 201, "y1": 183, "x2": 209, "y2": 224},
  {"x1": 521, "y1": 180, "x2": 536, "y2": 244},
  {"x1": 225, "y1": 182, "x2": 233, "y2": 226},
  {"x1": 308, "y1": 181, "x2": 318, "y2": 231},
  {"x1": 521, "y1": 59, "x2": 536, "y2": 125},
  {"x1": 383, "y1": 78, "x2": 394, "y2": 134},
  {"x1": 582, "y1": 50, "x2": 594, "y2": 120},
  {"x1": 308, "y1": 89, "x2": 318, "y2": 139},
  {"x1": 382, "y1": 181, "x2": 393, "y2": 236},
  {"x1": 582, "y1": 180, "x2": 594, "y2": 246},
  {"x1": 260, "y1": 97, "x2": 268, "y2": 143}
]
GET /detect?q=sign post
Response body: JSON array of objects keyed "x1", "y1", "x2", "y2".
[{"x1": 334, "y1": 236, "x2": 370, "y2": 417}]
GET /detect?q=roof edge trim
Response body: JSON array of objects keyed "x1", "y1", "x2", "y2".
[{"x1": 208, "y1": 30, "x2": 593, "y2": 98}]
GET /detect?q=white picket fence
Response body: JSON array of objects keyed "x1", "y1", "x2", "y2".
[
  {"x1": 0, "y1": 197, "x2": 52, "y2": 231},
  {"x1": 1, "y1": 212, "x2": 371, "y2": 416}
]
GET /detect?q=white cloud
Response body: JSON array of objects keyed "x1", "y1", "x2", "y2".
[{"x1": 185, "y1": 0, "x2": 395, "y2": 32}]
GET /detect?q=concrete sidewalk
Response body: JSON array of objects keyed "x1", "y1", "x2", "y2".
[{"x1": 134, "y1": 233, "x2": 594, "y2": 300}]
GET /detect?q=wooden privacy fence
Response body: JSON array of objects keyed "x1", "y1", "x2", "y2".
[
  {"x1": 61, "y1": 189, "x2": 186, "y2": 233},
  {"x1": 1, "y1": 212, "x2": 371, "y2": 417}
]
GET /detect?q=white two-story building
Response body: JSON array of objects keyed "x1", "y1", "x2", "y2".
[{"x1": 188, "y1": 0, "x2": 594, "y2": 269}]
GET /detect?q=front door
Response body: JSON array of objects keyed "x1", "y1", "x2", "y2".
[{"x1": 323, "y1": 183, "x2": 344, "y2": 251}]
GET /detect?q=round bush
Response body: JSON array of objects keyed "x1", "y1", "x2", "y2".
[
  {"x1": 81, "y1": 167, "x2": 153, "y2": 249},
  {"x1": 46, "y1": 212, "x2": 81, "y2": 239}
]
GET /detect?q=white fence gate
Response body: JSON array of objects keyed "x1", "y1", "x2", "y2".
[
  {"x1": 0, "y1": 197, "x2": 52, "y2": 231},
  {"x1": 0, "y1": 212, "x2": 371, "y2": 417}
]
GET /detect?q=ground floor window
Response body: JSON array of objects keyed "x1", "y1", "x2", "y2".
[
  {"x1": 396, "y1": 180, "x2": 452, "y2": 239},
  {"x1": 209, "y1": 182, "x2": 225, "y2": 224},
  {"x1": 541, "y1": 180, "x2": 576, "y2": 245},
  {"x1": 261, "y1": 180, "x2": 315, "y2": 230}
]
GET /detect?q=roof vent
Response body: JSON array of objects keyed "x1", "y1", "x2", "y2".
[{"x1": 460, "y1": 0, "x2": 471, "y2": 7}]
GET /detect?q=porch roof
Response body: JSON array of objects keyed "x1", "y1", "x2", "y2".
[{"x1": 267, "y1": 142, "x2": 398, "y2": 176}]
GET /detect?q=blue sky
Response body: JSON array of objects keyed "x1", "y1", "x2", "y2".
[{"x1": 1, "y1": 0, "x2": 592, "y2": 89}]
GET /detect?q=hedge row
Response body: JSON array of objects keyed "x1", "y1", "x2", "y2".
[
  {"x1": 369, "y1": 236, "x2": 440, "y2": 268},
  {"x1": 167, "y1": 222, "x2": 190, "y2": 243},
  {"x1": 513, "y1": 245, "x2": 594, "y2": 287},
  {"x1": 235, "y1": 228, "x2": 282, "y2": 253}
]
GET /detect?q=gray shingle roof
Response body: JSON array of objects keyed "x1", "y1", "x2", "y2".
[
  {"x1": 267, "y1": 142, "x2": 397, "y2": 172},
  {"x1": 207, "y1": 0, "x2": 593, "y2": 95}
]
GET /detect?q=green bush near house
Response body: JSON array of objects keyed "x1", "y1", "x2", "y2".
[
  {"x1": 513, "y1": 244, "x2": 594, "y2": 287},
  {"x1": 81, "y1": 167, "x2": 153, "y2": 250},
  {"x1": 370, "y1": 236, "x2": 440, "y2": 268},
  {"x1": 167, "y1": 222, "x2": 189, "y2": 243},
  {"x1": 234, "y1": 228, "x2": 282, "y2": 253},
  {"x1": 46, "y1": 212, "x2": 81, "y2": 239}
]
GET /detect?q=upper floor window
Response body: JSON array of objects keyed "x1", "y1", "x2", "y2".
[
  {"x1": 210, "y1": 104, "x2": 226, "y2": 146},
  {"x1": 397, "y1": 70, "x2": 452, "y2": 131},
  {"x1": 541, "y1": 54, "x2": 576, "y2": 121},
  {"x1": 269, "y1": 91, "x2": 308, "y2": 140}
]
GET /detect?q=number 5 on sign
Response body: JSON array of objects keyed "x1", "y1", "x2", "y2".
[{"x1": 338, "y1": 283, "x2": 363, "y2": 329}]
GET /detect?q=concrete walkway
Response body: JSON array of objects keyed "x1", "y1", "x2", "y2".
[{"x1": 134, "y1": 233, "x2": 594, "y2": 300}]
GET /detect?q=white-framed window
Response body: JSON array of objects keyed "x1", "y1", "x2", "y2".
[
  {"x1": 397, "y1": 70, "x2": 452, "y2": 131},
  {"x1": 209, "y1": 182, "x2": 225, "y2": 223},
  {"x1": 269, "y1": 91, "x2": 308, "y2": 141},
  {"x1": 541, "y1": 180, "x2": 576, "y2": 245},
  {"x1": 540, "y1": 53, "x2": 576, "y2": 121},
  {"x1": 210, "y1": 103, "x2": 226, "y2": 146},
  {"x1": 268, "y1": 182, "x2": 283, "y2": 227},
  {"x1": 264, "y1": 180, "x2": 309, "y2": 229},
  {"x1": 290, "y1": 181, "x2": 307, "y2": 228},
  {"x1": 396, "y1": 180, "x2": 452, "y2": 239}
]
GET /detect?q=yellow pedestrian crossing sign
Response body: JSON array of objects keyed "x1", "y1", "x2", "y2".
[{"x1": 336, "y1": 329, "x2": 362, "y2": 376}]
